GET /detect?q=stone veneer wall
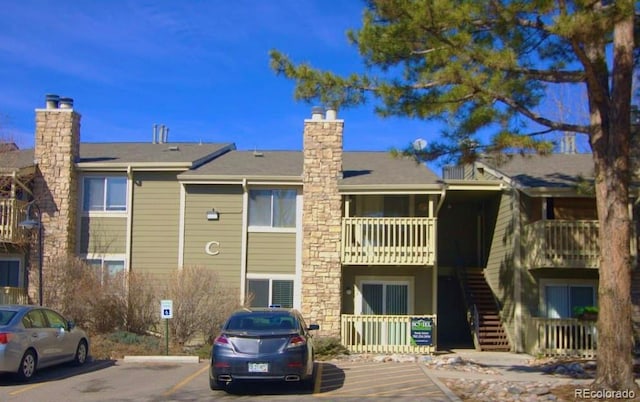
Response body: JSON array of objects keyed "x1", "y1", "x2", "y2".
[
  {"x1": 301, "y1": 110, "x2": 343, "y2": 337},
  {"x1": 32, "y1": 106, "x2": 80, "y2": 304}
]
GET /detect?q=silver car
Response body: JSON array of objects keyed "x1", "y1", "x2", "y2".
[{"x1": 0, "y1": 305, "x2": 89, "y2": 380}]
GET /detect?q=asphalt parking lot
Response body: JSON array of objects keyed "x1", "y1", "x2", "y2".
[{"x1": 0, "y1": 358, "x2": 454, "y2": 401}]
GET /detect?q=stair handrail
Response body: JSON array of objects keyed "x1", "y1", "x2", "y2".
[{"x1": 455, "y1": 268, "x2": 482, "y2": 350}]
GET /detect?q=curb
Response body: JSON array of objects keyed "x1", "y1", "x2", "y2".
[
  {"x1": 419, "y1": 365, "x2": 463, "y2": 402},
  {"x1": 122, "y1": 355, "x2": 200, "y2": 364}
]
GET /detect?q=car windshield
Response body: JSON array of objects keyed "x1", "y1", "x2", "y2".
[
  {"x1": 0, "y1": 310, "x2": 17, "y2": 326},
  {"x1": 226, "y1": 313, "x2": 297, "y2": 331}
]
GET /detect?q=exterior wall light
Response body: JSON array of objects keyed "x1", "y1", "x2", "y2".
[{"x1": 206, "y1": 209, "x2": 220, "y2": 221}]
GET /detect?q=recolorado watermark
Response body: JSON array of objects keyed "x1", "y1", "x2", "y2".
[{"x1": 575, "y1": 388, "x2": 636, "y2": 400}]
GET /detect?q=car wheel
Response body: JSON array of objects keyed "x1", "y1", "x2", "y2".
[
  {"x1": 74, "y1": 340, "x2": 88, "y2": 366},
  {"x1": 17, "y1": 350, "x2": 36, "y2": 381}
]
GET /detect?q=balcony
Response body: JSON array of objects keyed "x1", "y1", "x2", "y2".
[
  {"x1": 0, "y1": 287, "x2": 28, "y2": 304},
  {"x1": 0, "y1": 198, "x2": 28, "y2": 243},
  {"x1": 341, "y1": 217, "x2": 436, "y2": 265},
  {"x1": 341, "y1": 314, "x2": 436, "y2": 354},
  {"x1": 523, "y1": 220, "x2": 625, "y2": 269},
  {"x1": 527, "y1": 317, "x2": 597, "y2": 358}
]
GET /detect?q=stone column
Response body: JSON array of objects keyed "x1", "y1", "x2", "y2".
[
  {"x1": 302, "y1": 107, "x2": 343, "y2": 337},
  {"x1": 31, "y1": 94, "x2": 80, "y2": 304}
]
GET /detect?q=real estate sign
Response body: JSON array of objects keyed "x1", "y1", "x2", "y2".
[{"x1": 410, "y1": 317, "x2": 433, "y2": 346}]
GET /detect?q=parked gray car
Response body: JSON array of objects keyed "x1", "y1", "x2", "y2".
[{"x1": 0, "y1": 305, "x2": 89, "y2": 380}]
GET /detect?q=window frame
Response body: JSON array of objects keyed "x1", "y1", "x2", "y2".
[
  {"x1": 82, "y1": 175, "x2": 128, "y2": 215},
  {"x1": 354, "y1": 276, "x2": 415, "y2": 315},
  {"x1": 539, "y1": 278, "x2": 598, "y2": 318},
  {"x1": 0, "y1": 258, "x2": 22, "y2": 287},
  {"x1": 246, "y1": 274, "x2": 295, "y2": 308},
  {"x1": 248, "y1": 189, "x2": 297, "y2": 233},
  {"x1": 84, "y1": 255, "x2": 126, "y2": 286}
]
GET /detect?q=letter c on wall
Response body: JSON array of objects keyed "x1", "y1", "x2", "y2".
[{"x1": 205, "y1": 241, "x2": 220, "y2": 256}]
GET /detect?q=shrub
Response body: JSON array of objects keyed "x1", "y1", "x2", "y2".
[
  {"x1": 123, "y1": 271, "x2": 159, "y2": 334},
  {"x1": 314, "y1": 336, "x2": 350, "y2": 359},
  {"x1": 44, "y1": 256, "x2": 158, "y2": 335},
  {"x1": 164, "y1": 266, "x2": 243, "y2": 345}
]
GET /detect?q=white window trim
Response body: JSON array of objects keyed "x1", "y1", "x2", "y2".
[
  {"x1": 539, "y1": 278, "x2": 598, "y2": 318},
  {"x1": 0, "y1": 257, "x2": 23, "y2": 287},
  {"x1": 81, "y1": 175, "x2": 128, "y2": 216},
  {"x1": 248, "y1": 188, "x2": 298, "y2": 232},
  {"x1": 246, "y1": 273, "x2": 297, "y2": 308},
  {"x1": 354, "y1": 276, "x2": 414, "y2": 315}
]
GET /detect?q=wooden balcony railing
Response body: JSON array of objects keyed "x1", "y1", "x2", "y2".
[
  {"x1": 528, "y1": 317, "x2": 597, "y2": 358},
  {"x1": 0, "y1": 287, "x2": 28, "y2": 305},
  {"x1": 525, "y1": 220, "x2": 598, "y2": 268},
  {"x1": 341, "y1": 314, "x2": 436, "y2": 354},
  {"x1": 341, "y1": 217, "x2": 436, "y2": 265},
  {"x1": 0, "y1": 199, "x2": 28, "y2": 243}
]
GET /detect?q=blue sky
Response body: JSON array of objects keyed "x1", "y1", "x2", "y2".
[
  {"x1": 0, "y1": 1, "x2": 440, "y2": 156},
  {"x1": 0, "y1": 1, "x2": 595, "y2": 162}
]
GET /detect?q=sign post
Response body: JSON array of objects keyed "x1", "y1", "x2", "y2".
[{"x1": 160, "y1": 300, "x2": 173, "y2": 356}]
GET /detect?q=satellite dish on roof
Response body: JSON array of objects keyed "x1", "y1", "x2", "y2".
[{"x1": 412, "y1": 138, "x2": 427, "y2": 151}]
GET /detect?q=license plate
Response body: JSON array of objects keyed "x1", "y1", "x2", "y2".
[{"x1": 248, "y1": 362, "x2": 269, "y2": 373}]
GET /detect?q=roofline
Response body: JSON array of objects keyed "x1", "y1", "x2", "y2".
[
  {"x1": 338, "y1": 184, "x2": 443, "y2": 194},
  {"x1": 442, "y1": 180, "x2": 505, "y2": 191},
  {"x1": 190, "y1": 143, "x2": 236, "y2": 169},
  {"x1": 178, "y1": 174, "x2": 302, "y2": 182},
  {"x1": 75, "y1": 143, "x2": 236, "y2": 171},
  {"x1": 77, "y1": 163, "x2": 191, "y2": 171},
  {"x1": 473, "y1": 161, "x2": 513, "y2": 185}
]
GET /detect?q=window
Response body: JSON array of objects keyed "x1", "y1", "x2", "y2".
[
  {"x1": 0, "y1": 260, "x2": 20, "y2": 287},
  {"x1": 42, "y1": 309, "x2": 67, "y2": 330},
  {"x1": 86, "y1": 258, "x2": 125, "y2": 285},
  {"x1": 544, "y1": 283, "x2": 596, "y2": 318},
  {"x1": 360, "y1": 282, "x2": 409, "y2": 315},
  {"x1": 249, "y1": 189, "x2": 296, "y2": 228},
  {"x1": 247, "y1": 279, "x2": 294, "y2": 308},
  {"x1": 83, "y1": 176, "x2": 127, "y2": 212}
]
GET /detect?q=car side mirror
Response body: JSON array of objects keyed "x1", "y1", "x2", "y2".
[
  {"x1": 67, "y1": 321, "x2": 76, "y2": 330},
  {"x1": 307, "y1": 324, "x2": 320, "y2": 331}
]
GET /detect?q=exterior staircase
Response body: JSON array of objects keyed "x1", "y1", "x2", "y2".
[{"x1": 461, "y1": 268, "x2": 510, "y2": 351}]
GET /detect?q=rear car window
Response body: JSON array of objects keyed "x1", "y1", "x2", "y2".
[
  {"x1": 226, "y1": 313, "x2": 298, "y2": 331},
  {"x1": 0, "y1": 310, "x2": 16, "y2": 325}
]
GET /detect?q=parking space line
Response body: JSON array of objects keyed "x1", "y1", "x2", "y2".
[
  {"x1": 323, "y1": 376, "x2": 427, "y2": 395},
  {"x1": 364, "y1": 383, "x2": 438, "y2": 397},
  {"x1": 162, "y1": 364, "x2": 209, "y2": 397},
  {"x1": 313, "y1": 362, "x2": 323, "y2": 394},
  {"x1": 8, "y1": 382, "x2": 45, "y2": 396}
]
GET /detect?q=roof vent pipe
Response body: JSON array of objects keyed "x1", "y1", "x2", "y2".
[
  {"x1": 58, "y1": 97, "x2": 74, "y2": 109},
  {"x1": 45, "y1": 94, "x2": 60, "y2": 109},
  {"x1": 311, "y1": 106, "x2": 324, "y2": 120},
  {"x1": 153, "y1": 124, "x2": 158, "y2": 144},
  {"x1": 159, "y1": 125, "x2": 164, "y2": 144},
  {"x1": 326, "y1": 108, "x2": 337, "y2": 120},
  {"x1": 164, "y1": 127, "x2": 169, "y2": 143}
]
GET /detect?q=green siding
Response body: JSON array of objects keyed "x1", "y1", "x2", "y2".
[
  {"x1": 79, "y1": 216, "x2": 126, "y2": 254},
  {"x1": 247, "y1": 232, "x2": 296, "y2": 274},
  {"x1": 182, "y1": 184, "x2": 243, "y2": 285},
  {"x1": 131, "y1": 172, "x2": 181, "y2": 280},
  {"x1": 484, "y1": 192, "x2": 518, "y2": 346}
]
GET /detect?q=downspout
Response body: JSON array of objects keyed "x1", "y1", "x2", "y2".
[
  {"x1": 125, "y1": 166, "x2": 133, "y2": 273},
  {"x1": 178, "y1": 183, "x2": 186, "y2": 270},
  {"x1": 240, "y1": 178, "x2": 248, "y2": 306}
]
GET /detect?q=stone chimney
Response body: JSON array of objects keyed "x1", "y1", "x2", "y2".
[
  {"x1": 301, "y1": 106, "x2": 343, "y2": 337},
  {"x1": 31, "y1": 94, "x2": 80, "y2": 303}
]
